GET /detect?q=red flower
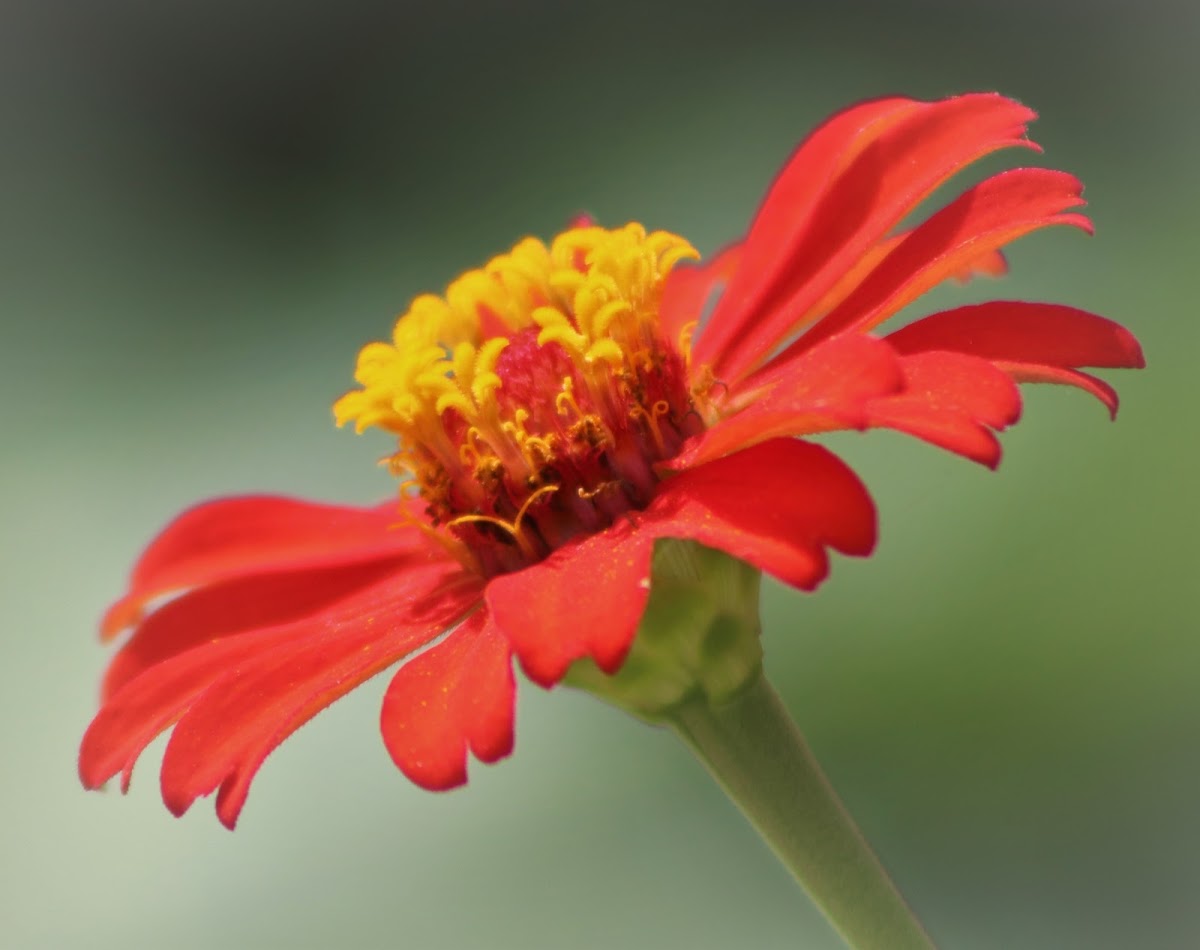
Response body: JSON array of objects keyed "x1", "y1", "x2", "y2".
[{"x1": 80, "y1": 93, "x2": 1143, "y2": 828}]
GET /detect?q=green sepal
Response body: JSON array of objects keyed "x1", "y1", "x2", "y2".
[{"x1": 564, "y1": 538, "x2": 763, "y2": 720}]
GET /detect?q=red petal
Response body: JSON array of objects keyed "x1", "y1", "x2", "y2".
[
  {"x1": 80, "y1": 561, "x2": 479, "y2": 828},
  {"x1": 101, "y1": 557, "x2": 416, "y2": 701},
  {"x1": 674, "y1": 334, "x2": 904, "y2": 469},
  {"x1": 954, "y1": 248, "x2": 1008, "y2": 281},
  {"x1": 101, "y1": 496, "x2": 425, "y2": 640},
  {"x1": 487, "y1": 439, "x2": 875, "y2": 687},
  {"x1": 998, "y1": 362, "x2": 1121, "y2": 418},
  {"x1": 692, "y1": 97, "x2": 922, "y2": 371},
  {"x1": 380, "y1": 609, "x2": 515, "y2": 791},
  {"x1": 885, "y1": 301, "x2": 1144, "y2": 418},
  {"x1": 656, "y1": 437, "x2": 878, "y2": 567},
  {"x1": 865, "y1": 351, "x2": 1022, "y2": 467},
  {"x1": 696, "y1": 93, "x2": 1038, "y2": 381},
  {"x1": 166, "y1": 566, "x2": 478, "y2": 829},
  {"x1": 659, "y1": 242, "x2": 743, "y2": 343},
  {"x1": 798, "y1": 168, "x2": 1091, "y2": 347},
  {"x1": 886, "y1": 301, "x2": 1145, "y2": 368},
  {"x1": 785, "y1": 232, "x2": 1007, "y2": 330},
  {"x1": 485, "y1": 520, "x2": 653, "y2": 687}
]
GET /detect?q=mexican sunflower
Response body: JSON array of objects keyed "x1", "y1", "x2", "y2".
[{"x1": 79, "y1": 92, "x2": 1143, "y2": 831}]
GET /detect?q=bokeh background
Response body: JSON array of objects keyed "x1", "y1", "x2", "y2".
[{"x1": 3, "y1": 0, "x2": 1196, "y2": 947}]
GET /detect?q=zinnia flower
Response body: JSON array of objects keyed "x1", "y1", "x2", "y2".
[{"x1": 80, "y1": 92, "x2": 1143, "y2": 829}]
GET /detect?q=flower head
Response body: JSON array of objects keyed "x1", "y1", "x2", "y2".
[{"x1": 80, "y1": 93, "x2": 1143, "y2": 828}]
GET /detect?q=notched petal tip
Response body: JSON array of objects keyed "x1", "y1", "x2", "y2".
[
  {"x1": 697, "y1": 92, "x2": 1046, "y2": 381},
  {"x1": 864, "y1": 351, "x2": 1021, "y2": 467},
  {"x1": 887, "y1": 302, "x2": 1143, "y2": 419},
  {"x1": 381, "y1": 610, "x2": 516, "y2": 792},
  {"x1": 486, "y1": 521, "x2": 655, "y2": 688}
]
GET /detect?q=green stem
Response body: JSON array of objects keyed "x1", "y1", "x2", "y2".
[{"x1": 668, "y1": 672, "x2": 934, "y2": 950}]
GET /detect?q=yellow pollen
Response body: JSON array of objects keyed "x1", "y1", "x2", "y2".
[
  {"x1": 335, "y1": 223, "x2": 696, "y2": 438},
  {"x1": 335, "y1": 221, "x2": 702, "y2": 574}
]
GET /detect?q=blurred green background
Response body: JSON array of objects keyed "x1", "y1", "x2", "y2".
[{"x1": 3, "y1": 0, "x2": 1195, "y2": 947}]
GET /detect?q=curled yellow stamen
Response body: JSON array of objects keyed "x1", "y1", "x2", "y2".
[
  {"x1": 446, "y1": 484, "x2": 560, "y2": 559},
  {"x1": 335, "y1": 221, "x2": 699, "y2": 577},
  {"x1": 555, "y1": 377, "x2": 584, "y2": 420},
  {"x1": 628, "y1": 400, "x2": 668, "y2": 456}
]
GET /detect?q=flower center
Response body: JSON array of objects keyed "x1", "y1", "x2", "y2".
[{"x1": 335, "y1": 223, "x2": 703, "y2": 577}]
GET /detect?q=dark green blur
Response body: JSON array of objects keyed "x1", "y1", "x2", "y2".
[{"x1": 3, "y1": 1, "x2": 1195, "y2": 947}]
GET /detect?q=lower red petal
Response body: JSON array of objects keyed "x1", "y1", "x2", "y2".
[
  {"x1": 81, "y1": 561, "x2": 479, "y2": 828},
  {"x1": 485, "y1": 520, "x2": 653, "y2": 687},
  {"x1": 865, "y1": 351, "x2": 1022, "y2": 468},
  {"x1": 886, "y1": 301, "x2": 1145, "y2": 369},
  {"x1": 998, "y1": 361, "x2": 1121, "y2": 418},
  {"x1": 487, "y1": 438, "x2": 876, "y2": 687},
  {"x1": 885, "y1": 301, "x2": 1143, "y2": 418},
  {"x1": 101, "y1": 558, "x2": 414, "y2": 701},
  {"x1": 380, "y1": 609, "x2": 515, "y2": 791}
]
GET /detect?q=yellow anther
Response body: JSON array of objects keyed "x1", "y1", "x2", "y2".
[
  {"x1": 434, "y1": 389, "x2": 474, "y2": 418},
  {"x1": 450, "y1": 341, "x2": 476, "y2": 381},
  {"x1": 590, "y1": 298, "x2": 634, "y2": 338},
  {"x1": 585, "y1": 339, "x2": 625, "y2": 365},
  {"x1": 548, "y1": 267, "x2": 586, "y2": 294},
  {"x1": 536, "y1": 318, "x2": 588, "y2": 356},
  {"x1": 475, "y1": 336, "x2": 509, "y2": 373},
  {"x1": 336, "y1": 221, "x2": 698, "y2": 526},
  {"x1": 659, "y1": 243, "x2": 700, "y2": 274}
]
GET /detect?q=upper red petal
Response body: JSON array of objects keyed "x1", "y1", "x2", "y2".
[
  {"x1": 487, "y1": 438, "x2": 875, "y2": 687},
  {"x1": 380, "y1": 609, "x2": 515, "y2": 791},
  {"x1": 100, "y1": 556, "x2": 416, "y2": 701},
  {"x1": 691, "y1": 96, "x2": 922, "y2": 371},
  {"x1": 886, "y1": 301, "x2": 1145, "y2": 368},
  {"x1": 695, "y1": 93, "x2": 1038, "y2": 381},
  {"x1": 795, "y1": 167, "x2": 1091, "y2": 348},
  {"x1": 776, "y1": 230, "x2": 1008, "y2": 334},
  {"x1": 101, "y1": 496, "x2": 426, "y2": 640}
]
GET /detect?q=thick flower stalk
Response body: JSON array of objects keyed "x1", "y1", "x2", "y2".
[{"x1": 80, "y1": 95, "x2": 1142, "y2": 936}]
